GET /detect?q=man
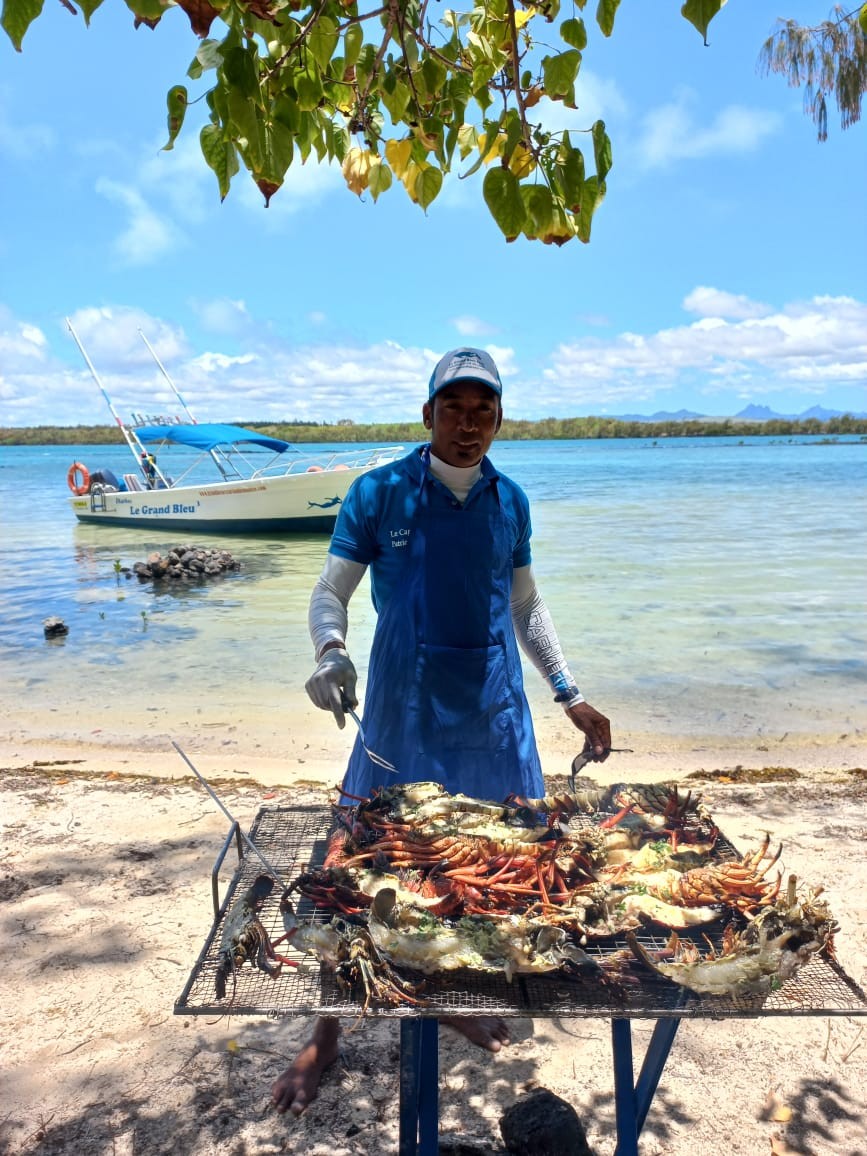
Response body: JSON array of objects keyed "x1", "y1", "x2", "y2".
[{"x1": 272, "y1": 347, "x2": 611, "y2": 1116}]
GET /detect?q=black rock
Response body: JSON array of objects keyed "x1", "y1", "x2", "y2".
[
  {"x1": 500, "y1": 1088, "x2": 593, "y2": 1156},
  {"x1": 43, "y1": 617, "x2": 69, "y2": 638}
]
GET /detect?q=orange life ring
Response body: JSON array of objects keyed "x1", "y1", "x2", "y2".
[{"x1": 67, "y1": 462, "x2": 90, "y2": 495}]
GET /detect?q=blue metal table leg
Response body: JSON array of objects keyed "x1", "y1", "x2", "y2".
[
  {"x1": 611, "y1": 1018, "x2": 638, "y2": 1156},
  {"x1": 399, "y1": 1018, "x2": 421, "y2": 1156},
  {"x1": 612, "y1": 1017, "x2": 681, "y2": 1156},
  {"x1": 417, "y1": 1018, "x2": 440, "y2": 1156},
  {"x1": 634, "y1": 1018, "x2": 680, "y2": 1136}
]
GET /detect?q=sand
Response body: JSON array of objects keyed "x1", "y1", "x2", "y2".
[{"x1": 1, "y1": 725, "x2": 866, "y2": 1156}]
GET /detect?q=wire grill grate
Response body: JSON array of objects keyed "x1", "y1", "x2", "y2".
[{"x1": 175, "y1": 804, "x2": 867, "y2": 1021}]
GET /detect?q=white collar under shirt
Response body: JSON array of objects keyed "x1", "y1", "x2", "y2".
[{"x1": 428, "y1": 451, "x2": 482, "y2": 504}]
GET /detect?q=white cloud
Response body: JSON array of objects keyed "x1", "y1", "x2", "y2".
[
  {"x1": 3, "y1": 293, "x2": 864, "y2": 428},
  {"x1": 192, "y1": 351, "x2": 258, "y2": 373},
  {"x1": 540, "y1": 70, "x2": 630, "y2": 133},
  {"x1": 451, "y1": 315, "x2": 498, "y2": 338},
  {"x1": 94, "y1": 178, "x2": 183, "y2": 265},
  {"x1": 0, "y1": 86, "x2": 55, "y2": 158},
  {"x1": 0, "y1": 308, "x2": 48, "y2": 362},
  {"x1": 65, "y1": 306, "x2": 187, "y2": 369},
  {"x1": 138, "y1": 135, "x2": 213, "y2": 225},
  {"x1": 191, "y1": 298, "x2": 252, "y2": 336},
  {"x1": 683, "y1": 287, "x2": 773, "y2": 321},
  {"x1": 635, "y1": 89, "x2": 781, "y2": 169},
  {"x1": 543, "y1": 292, "x2": 867, "y2": 406},
  {"x1": 235, "y1": 154, "x2": 344, "y2": 220}
]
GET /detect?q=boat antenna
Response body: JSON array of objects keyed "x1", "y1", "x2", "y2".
[
  {"x1": 66, "y1": 317, "x2": 129, "y2": 434},
  {"x1": 139, "y1": 329, "x2": 198, "y2": 424},
  {"x1": 171, "y1": 740, "x2": 285, "y2": 885}
]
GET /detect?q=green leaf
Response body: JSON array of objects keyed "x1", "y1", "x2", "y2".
[
  {"x1": 521, "y1": 184, "x2": 555, "y2": 238},
  {"x1": 368, "y1": 159, "x2": 392, "y2": 201},
  {"x1": 273, "y1": 95, "x2": 300, "y2": 134},
  {"x1": 595, "y1": 0, "x2": 621, "y2": 37},
  {"x1": 859, "y1": 4, "x2": 867, "y2": 36},
  {"x1": 591, "y1": 119, "x2": 612, "y2": 181},
  {"x1": 308, "y1": 16, "x2": 339, "y2": 73},
  {"x1": 483, "y1": 167, "x2": 526, "y2": 239},
  {"x1": 680, "y1": 0, "x2": 727, "y2": 45},
  {"x1": 123, "y1": 0, "x2": 162, "y2": 21},
  {"x1": 560, "y1": 18, "x2": 587, "y2": 50},
  {"x1": 227, "y1": 89, "x2": 260, "y2": 153},
  {"x1": 162, "y1": 85, "x2": 187, "y2": 152},
  {"x1": 542, "y1": 50, "x2": 581, "y2": 102},
  {"x1": 381, "y1": 74, "x2": 411, "y2": 123},
  {"x1": 354, "y1": 43, "x2": 377, "y2": 91},
  {"x1": 1, "y1": 0, "x2": 45, "y2": 51},
  {"x1": 188, "y1": 39, "x2": 222, "y2": 80},
  {"x1": 557, "y1": 138, "x2": 584, "y2": 210},
  {"x1": 415, "y1": 165, "x2": 442, "y2": 210},
  {"x1": 262, "y1": 118, "x2": 294, "y2": 183},
  {"x1": 295, "y1": 72, "x2": 324, "y2": 112},
  {"x1": 421, "y1": 55, "x2": 447, "y2": 99},
  {"x1": 222, "y1": 45, "x2": 261, "y2": 102},
  {"x1": 344, "y1": 22, "x2": 363, "y2": 68},
  {"x1": 200, "y1": 124, "x2": 239, "y2": 200},
  {"x1": 575, "y1": 174, "x2": 604, "y2": 242}
]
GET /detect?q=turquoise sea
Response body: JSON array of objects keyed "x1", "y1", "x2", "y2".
[{"x1": 1, "y1": 435, "x2": 865, "y2": 756}]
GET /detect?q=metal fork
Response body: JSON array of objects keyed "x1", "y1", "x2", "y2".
[{"x1": 342, "y1": 696, "x2": 398, "y2": 775}]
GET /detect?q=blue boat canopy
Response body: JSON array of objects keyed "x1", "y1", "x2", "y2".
[{"x1": 135, "y1": 423, "x2": 291, "y2": 453}]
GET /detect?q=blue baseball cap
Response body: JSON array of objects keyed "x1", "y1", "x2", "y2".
[{"x1": 428, "y1": 347, "x2": 503, "y2": 400}]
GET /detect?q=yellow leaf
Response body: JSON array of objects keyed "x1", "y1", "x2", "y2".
[
  {"x1": 226, "y1": 1038, "x2": 239, "y2": 1053},
  {"x1": 763, "y1": 1091, "x2": 792, "y2": 1123},
  {"x1": 342, "y1": 147, "x2": 372, "y2": 195},
  {"x1": 385, "y1": 138, "x2": 413, "y2": 179},
  {"x1": 509, "y1": 142, "x2": 535, "y2": 178},
  {"x1": 457, "y1": 123, "x2": 477, "y2": 159},
  {"x1": 480, "y1": 132, "x2": 505, "y2": 165},
  {"x1": 513, "y1": 8, "x2": 535, "y2": 30},
  {"x1": 401, "y1": 160, "x2": 423, "y2": 202}
]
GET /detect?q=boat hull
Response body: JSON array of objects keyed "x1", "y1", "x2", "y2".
[{"x1": 69, "y1": 464, "x2": 368, "y2": 534}]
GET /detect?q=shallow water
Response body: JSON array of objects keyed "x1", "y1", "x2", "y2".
[{"x1": 1, "y1": 435, "x2": 865, "y2": 751}]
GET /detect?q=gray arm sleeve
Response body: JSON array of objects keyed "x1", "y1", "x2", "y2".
[
  {"x1": 511, "y1": 565, "x2": 584, "y2": 705},
  {"x1": 308, "y1": 553, "x2": 367, "y2": 658}
]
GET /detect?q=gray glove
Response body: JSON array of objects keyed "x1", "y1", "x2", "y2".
[{"x1": 305, "y1": 648, "x2": 358, "y2": 729}]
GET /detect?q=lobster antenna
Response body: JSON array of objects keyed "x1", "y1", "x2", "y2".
[{"x1": 172, "y1": 740, "x2": 284, "y2": 884}]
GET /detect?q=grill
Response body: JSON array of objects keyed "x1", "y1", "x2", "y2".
[{"x1": 175, "y1": 804, "x2": 867, "y2": 1021}]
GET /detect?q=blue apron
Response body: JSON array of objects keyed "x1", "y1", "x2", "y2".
[{"x1": 341, "y1": 450, "x2": 544, "y2": 802}]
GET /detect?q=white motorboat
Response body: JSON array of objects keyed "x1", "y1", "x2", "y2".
[{"x1": 65, "y1": 321, "x2": 403, "y2": 533}]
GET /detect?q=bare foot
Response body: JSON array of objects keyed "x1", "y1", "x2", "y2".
[
  {"x1": 271, "y1": 1017, "x2": 340, "y2": 1116},
  {"x1": 441, "y1": 1014, "x2": 510, "y2": 1052}
]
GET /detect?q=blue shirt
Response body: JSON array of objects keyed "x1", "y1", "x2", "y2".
[{"x1": 329, "y1": 447, "x2": 533, "y2": 612}]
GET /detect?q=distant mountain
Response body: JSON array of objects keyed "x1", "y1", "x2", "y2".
[
  {"x1": 613, "y1": 408, "x2": 706, "y2": 423},
  {"x1": 734, "y1": 404, "x2": 785, "y2": 420},
  {"x1": 734, "y1": 403, "x2": 867, "y2": 421},
  {"x1": 606, "y1": 404, "x2": 867, "y2": 422}
]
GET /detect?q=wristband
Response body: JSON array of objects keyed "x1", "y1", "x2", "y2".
[
  {"x1": 316, "y1": 640, "x2": 347, "y2": 661},
  {"x1": 554, "y1": 686, "x2": 585, "y2": 709}
]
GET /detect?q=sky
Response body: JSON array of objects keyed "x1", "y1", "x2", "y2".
[{"x1": 0, "y1": 1, "x2": 865, "y2": 427}]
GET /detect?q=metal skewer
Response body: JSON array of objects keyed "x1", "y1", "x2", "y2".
[{"x1": 172, "y1": 740, "x2": 285, "y2": 883}]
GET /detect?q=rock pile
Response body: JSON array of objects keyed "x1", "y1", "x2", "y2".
[{"x1": 130, "y1": 546, "x2": 241, "y2": 583}]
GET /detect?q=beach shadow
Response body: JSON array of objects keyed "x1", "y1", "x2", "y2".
[{"x1": 768, "y1": 1074, "x2": 863, "y2": 1155}]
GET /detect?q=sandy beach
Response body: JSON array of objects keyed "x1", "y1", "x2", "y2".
[{"x1": 1, "y1": 718, "x2": 866, "y2": 1156}]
